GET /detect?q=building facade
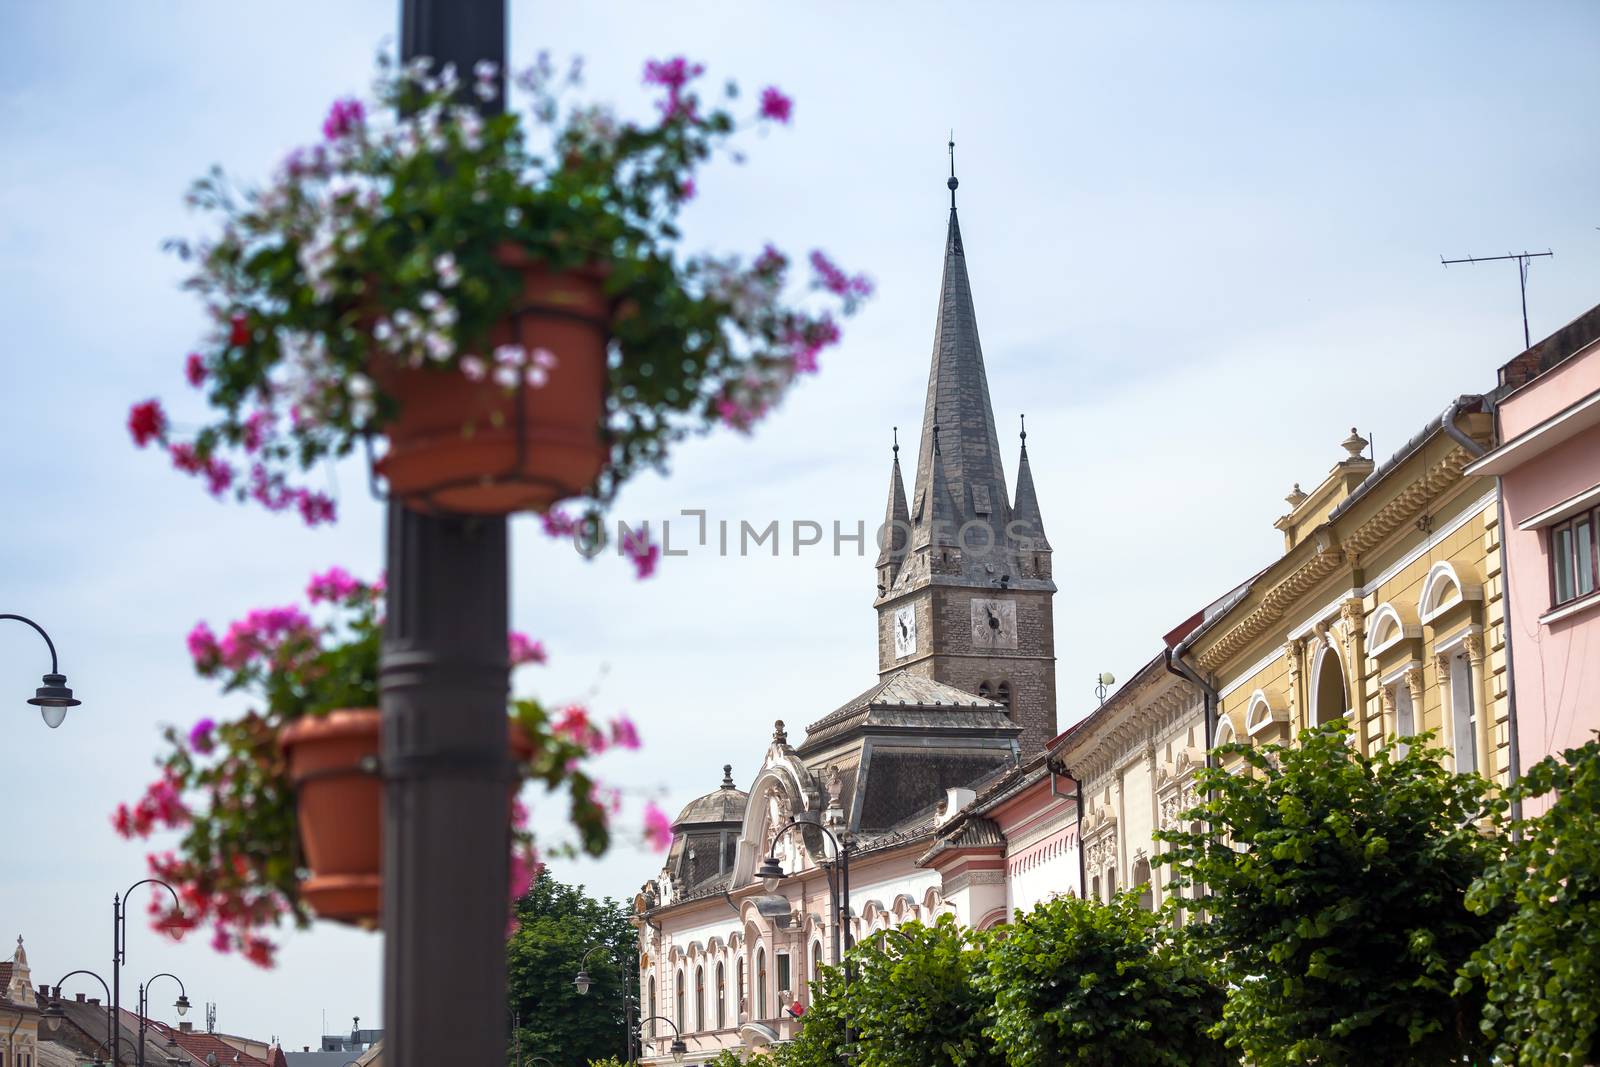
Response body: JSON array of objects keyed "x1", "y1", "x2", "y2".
[{"x1": 1467, "y1": 304, "x2": 1600, "y2": 798}]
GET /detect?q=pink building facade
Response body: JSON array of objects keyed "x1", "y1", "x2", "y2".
[{"x1": 1469, "y1": 304, "x2": 1600, "y2": 789}]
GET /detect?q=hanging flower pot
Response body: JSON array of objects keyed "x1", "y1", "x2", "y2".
[
  {"x1": 373, "y1": 248, "x2": 610, "y2": 515},
  {"x1": 113, "y1": 567, "x2": 635, "y2": 964},
  {"x1": 282, "y1": 707, "x2": 538, "y2": 925},
  {"x1": 128, "y1": 51, "x2": 871, "y2": 531}
]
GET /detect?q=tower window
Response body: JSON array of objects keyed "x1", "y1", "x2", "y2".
[
  {"x1": 978, "y1": 681, "x2": 992, "y2": 699},
  {"x1": 997, "y1": 681, "x2": 1011, "y2": 708}
]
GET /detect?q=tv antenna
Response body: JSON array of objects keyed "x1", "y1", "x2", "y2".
[{"x1": 1440, "y1": 249, "x2": 1553, "y2": 350}]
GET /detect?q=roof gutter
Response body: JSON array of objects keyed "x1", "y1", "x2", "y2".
[{"x1": 1165, "y1": 642, "x2": 1219, "y2": 773}]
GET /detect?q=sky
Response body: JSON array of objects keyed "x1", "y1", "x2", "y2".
[{"x1": 2, "y1": 0, "x2": 1597, "y2": 1049}]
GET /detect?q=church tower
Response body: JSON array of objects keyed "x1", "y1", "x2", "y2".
[{"x1": 874, "y1": 163, "x2": 1058, "y2": 753}]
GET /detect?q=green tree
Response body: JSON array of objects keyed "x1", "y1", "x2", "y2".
[
  {"x1": 507, "y1": 870, "x2": 638, "y2": 1066},
  {"x1": 1156, "y1": 722, "x2": 1505, "y2": 1066},
  {"x1": 782, "y1": 914, "x2": 1000, "y2": 1067},
  {"x1": 1457, "y1": 738, "x2": 1600, "y2": 1065},
  {"x1": 980, "y1": 893, "x2": 1229, "y2": 1066}
]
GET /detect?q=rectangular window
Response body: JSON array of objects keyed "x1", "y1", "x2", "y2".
[
  {"x1": 1551, "y1": 508, "x2": 1600, "y2": 607},
  {"x1": 1450, "y1": 652, "x2": 1477, "y2": 773},
  {"x1": 776, "y1": 953, "x2": 791, "y2": 996}
]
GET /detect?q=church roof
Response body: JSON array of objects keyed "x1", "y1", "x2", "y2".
[
  {"x1": 673, "y1": 765, "x2": 748, "y2": 828},
  {"x1": 802, "y1": 672, "x2": 1009, "y2": 749}
]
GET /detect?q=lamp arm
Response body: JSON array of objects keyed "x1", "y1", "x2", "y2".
[
  {"x1": 0, "y1": 614, "x2": 59, "y2": 674},
  {"x1": 54, "y1": 970, "x2": 113, "y2": 1002}
]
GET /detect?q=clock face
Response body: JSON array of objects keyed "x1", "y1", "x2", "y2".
[
  {"x1": 894, "y1": 605, "x2": 917, "y2": 659},
  {"x1": 970, "y1": 598, "x2": 1018, "y2": 650}
]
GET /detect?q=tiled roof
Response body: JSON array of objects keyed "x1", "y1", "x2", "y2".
[
  {"x1": 803, "y1": 672, "x2": 1007, "y2": 747},
  {"x1": 168, "y1": 1028, "x2": 270, "y2": 1066}
]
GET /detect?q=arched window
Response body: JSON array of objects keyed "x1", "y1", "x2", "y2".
[
  {"x1": 996, "y1": 681, "x2": 1011, "y2": 708},
  {"x1": 812, "y1": 939, "x2": 823, "y2": 987},
  {"x1": 1091, "y1": 874, "x2": 1101, "y2": 902},
  {"x1": 1133, "y1": 856, "x2": 1154, "y2": 911},
  {"x1": 716, "y1": 961, "x2": 726, "y2": 1029},
  {"x1": 694, "y1": 964, "x2": 704, "y2": 1031},
  {"x1": 756, "y1": 947, "x2": 768, "y2": 1019},
  {"x1": 1107, "y1": 866, "x2": 1117, "y2": 897},
  {"x1": 978, "y1": 680, "x2": 992, "y2": 699},
  {"x1": 1312, "y1": 644, "x2": 1348, "y2": 727},
  {"x1": 675, "y1": 969, "x2": 685, "y2": 1032},
  {"x1": 737, "y1": 957, "x2": 746, "y2": 1016},
  {"x1": 647, "y1": 976, "x2": 656, "y2": 1037}
]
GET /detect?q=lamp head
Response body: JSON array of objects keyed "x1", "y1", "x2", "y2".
[
  {"x1": 42, "y1": 999, "x2": 65, "y2": 1032},
  {"x1": 1098, "y1": 671, "x2": 1116, "y2": 687},
  {"x1": 671, "y1": 1038, "x2": 688, "y2": 1063},
  {"x1": 756, "y1": 855, "x2": 785, "y2": 893},
  {"x1": 29, "y1": 673, "x2": 79, "y2": 728},
  {"x1": 175, "y1": 993, "x2": 191, "y2": 1016},
  {"x1": 574, "y1": 969, "x2": 591, "y2": 995}
]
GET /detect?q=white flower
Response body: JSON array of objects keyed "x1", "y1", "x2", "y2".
[
  {"x1": 434, "y1": 253, "x2": 460, "y2": 287},
  {"x1": 460, "y1": 355, "x2": 487, "y2": 382},
  {"x1": 352, "y1": 398, "x2": 376, "y2": 424},
  {"x1": 394, "y1": 309, "x2": 420, "y2": 335},
  {"x1": 348, "y1": 373, "x2": 375, "y2": 399},
  {"x1": 418, "y1": 290, "x2": 443, "y2": 312},
  {"x1": 493, "y1": 343, "x2": 527, "y2": 366},
  {"x1": 431, "y1": 303, "x2": 458, "y2": 329},
  {"x1": 373, "y1": 319, "x2": 394, "y2": 343},
  {"x1": 424, "y1": 333, "x2": 454, "y2": 362},
  {"x1": 524, "y1": 366, "x2": 549, "y2": 388},
  {"x1": 529, "y1": 347, "x2": 558, "y2": 370},
  {"x1": 493, "y1": 364, "x2": 520, "y2": 390}
]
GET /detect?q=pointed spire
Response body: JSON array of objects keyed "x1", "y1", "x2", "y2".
[
  {"x1": 911, "y1": 154, "x2": 1010, "y2": 565},
  {"x1": 876, "y1": 427, "x2": 911, "y2": 573},
  {"x1": 1012, "y1": 414, "x2": 1050, "y2": 551}
]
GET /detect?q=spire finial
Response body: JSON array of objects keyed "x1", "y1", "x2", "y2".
[
  {"x1": 947, "y1": 132, "x2": 958, "y2": 209},
  {"x1": 721, "y1": 764, "x2": 734, "y2": 789},
  {"x1": 892, "y1": 426, "x2": 899, "y2": 458},
  {"x1": 1019, "y1": 413, "x2": 1028, "y2": 455}
]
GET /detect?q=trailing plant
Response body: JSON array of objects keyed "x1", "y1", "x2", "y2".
[
  {"x1": 112, "y1": 566, "x2": 648, "y2": 965},
  {"x1": 980, "y1": 892, "x2": 1229, "y2": 1067},
  {"x1": 1156, "y1": 722, "x2": 1506, "y2": 1066},
  {"x1": 128, "y1": 50, "x2": 869, "y2": 529},
  {"x1": 1457, "y1": 737, "x2": 1600, "y2": 1066}
]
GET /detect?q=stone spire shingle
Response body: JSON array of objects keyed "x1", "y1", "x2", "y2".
[
  {"x1": 876, "y1": 428, "x2": 911, "y2": 580},
  {"x1": 908, "y1": 196, "x2": 1012, "y2": 562},
  {"x1": 1011, "y1": 415, "x2": 1050, "y2": 551}
]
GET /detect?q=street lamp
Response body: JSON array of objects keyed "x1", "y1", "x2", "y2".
[
  {"x1": 1, "y1": 614, "x2": 80, "y2": 728},
  {"x1": 45, "y1": 971, "x2": 117, "y2": 1067},
  {"x1": 759, "y1": 814, "x2": 855, "y2": 1058},
  {"x1": 638, "y1": 1015, "x2": 688, "y2": 1064},
  {"x1": 109, "y1": 878, "x2": 186, "y2": 1067},
  {"x1": 135, "y1": 973, "x2": 190, "y2": 1067},
  {"x1": 573, "y1": 944, "x2": 638, "y2": 1062}
]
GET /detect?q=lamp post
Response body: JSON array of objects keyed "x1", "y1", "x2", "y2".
[
  {"x1": 111, "y1": 879, "x2": 185, "y2": 1067},
  {"x1": 574, "y1": 944, "x2": 638, "y2": 1063},
  {"x1": 43, "y1": 970, "x2": 116, "y2": 1066},
  {"x1": 380, "y1": 5, "x2": 512, "y2": 1065},
  {"x1": 134, "y1": 974, "x2": 189, "y2": 1067},
  {"x1": 756, "y1": 813, "x2": 853, "y2": 1058},
  {"x1": 638, "y1": 1015, "x2": 689, "y2": 1064},
  {"x1": 1, "y1": 613, "x2": 80, "y2": 728}
]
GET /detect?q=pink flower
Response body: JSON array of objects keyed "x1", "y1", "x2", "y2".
[
  {"x1": 295, "y1": 490, "x2": 337, "y2": 527},
  {"x1": 128, "y1": 400, "x2": 167, "y2": 448},
  {"x1": 509, "y1": 844, "x2": 541, "y2": 900},
  {"x1": 188, "y1": 718, "x2": 217, "y2": 755},
  {"x1": 322, "y1": 97, "x2": 365, "y2": 141},
  {"x1": 242, "y1": 411, "x2": 272, "y2": 453},
  {"x1": 185, "y1": 353, "x2": 206, "y2": 388},
  {"x1": 642, "y1": 56, "x2": 705, "y2": 120},
  {"x1": 243, "y1": 936, "x2": 276, "y2": 968},
  {"x1": 554, "y1": 706, "x2": 605, "y2": 753},
  {"x1": 680, "y1": 178, "x2": 696, "y2": 202},
  {"x1": 609, "y1": 716, "x2": 641, "y2": 751},
  {"x1": 306, "y1": 566, "x2": 361, "y2": 604},
  {"x1": 753, "y1": 245, "x2": 788, "y2": 277},
  {"x1": 203, "y1": 457, "x2": 234, "y2": 497},
  {"x1": 809, "y1": 250, "x2": 874, "y2": 300},
  {"x1": 759, "y1": 87, "x2": 793, "y2": 124},
  {"x1": 509, "y1": 632, "x2": 547, "y2": 667},
  {"x1": 644, "y1": 802, "x2": 674, "y2": 852},
  {"x1": 542, "y1": 509, "x2": 580, "y2": 538},
  {"x1": 170, "y1": 442, "x2": 203, "y2": 474},
  {"x1": 621, "y1": 527, "x2": 660, "y2": 580},
  {"x1": 186, "y1": 622, "x2": 221, "y2": 669},
  {"x1": 211, "y1": 927, "x2": 232, "y2": 954},
  {"x1": 229, "y1": 314, "x2": 251, "y2": 348}
]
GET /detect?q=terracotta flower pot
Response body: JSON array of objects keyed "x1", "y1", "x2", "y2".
[
  {"x1": 374, "y1": 246, "x2": 611, "y2": 515},
  {"x1": 281, "y1": 708, "x2": 534, "y2": 926}
]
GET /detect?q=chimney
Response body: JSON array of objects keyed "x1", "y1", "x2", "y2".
[
  {"x1": 180, "y1": 1021, "x2": 194, "y2": 1033},
  {"x1": 76, "y1": 993, "x2": 86, "y2": 1003}
]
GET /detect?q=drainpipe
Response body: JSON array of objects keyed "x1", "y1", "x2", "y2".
[
  {"x1": 1466, "y1": 396, "x2": 1524, "y2": 830},
  {"x1": 1048, "y1": 761, "x2": 1087, "y2": 899},
  {"x1": 1165, "y1": 647, "x2": 1220, "y2": 772}
]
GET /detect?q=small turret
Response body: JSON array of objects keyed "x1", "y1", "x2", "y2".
[
  {"x1": 876, "y1": 428, "x2": 911, "y2": 594},
  {"x1": 1011, "y1": 415, "x2": 1051, "y2": 579}
]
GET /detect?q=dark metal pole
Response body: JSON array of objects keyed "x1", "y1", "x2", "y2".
[
  {"x1": 112, "y1": 895, "x2": 122, "y2": 1067},
  {"x1": 383, "y1": 9, "x2": 509, "y2": 1067},
  {"x1": 137, "y1": 983, "x2": 146, "y2": 1067}
]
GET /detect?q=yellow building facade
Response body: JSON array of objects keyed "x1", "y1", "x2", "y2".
[{"x1": 1176, "y1": 404, "x2": 1510, "y2": 783}]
